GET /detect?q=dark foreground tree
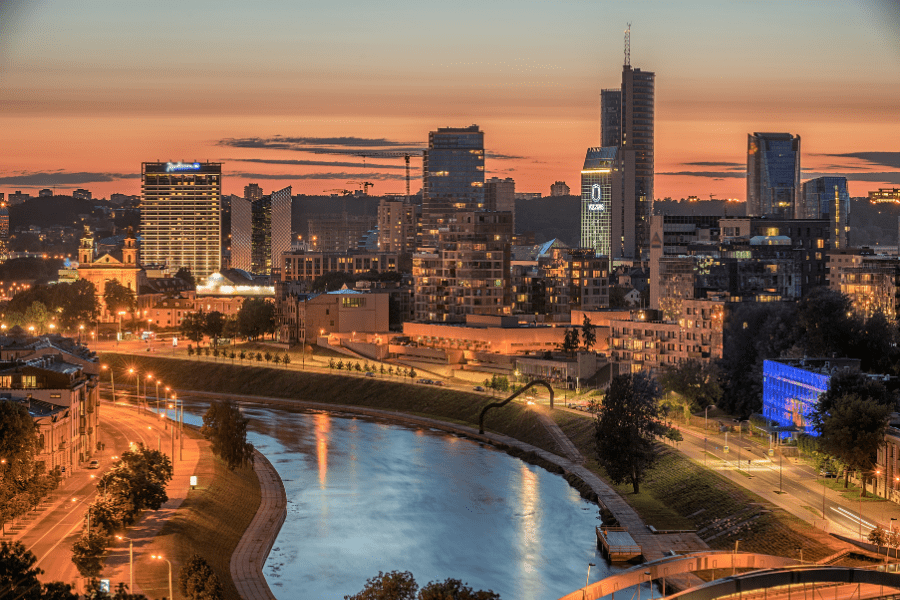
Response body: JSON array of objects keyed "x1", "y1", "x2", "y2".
[
  {"x1": 345, "y1": 570, "x2": 418, "y2": 600},
  {"x1": 179, "y1": 553, "x2": 223, "y2": 600},
  {"x1": 97, "y1": 444, "x2": 173, "y2": 518},
  {"x1": 594, "y1": 372, "x2": 662, "y2": 494},
  {"x1": 201, "y1": 399, "x2": 255, "y2": 470},
  {"x1": 71, "y1": 531, "x2": 107, "y2": 578},
  {"x1": 419, "y1": 578, "x2": 500, "y2": 600},
  {"x1": 657, "y1": 359, "x2": 722, "y2": 412},
  {"x1": 0, "y1": 541, "x2": 78, "y2": 600}
]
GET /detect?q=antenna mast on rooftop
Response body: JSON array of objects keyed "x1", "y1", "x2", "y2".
[{"x1": 624, "y1": 22, "x2": 631, "y2": 67}]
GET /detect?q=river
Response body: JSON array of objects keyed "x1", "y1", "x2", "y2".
[{"x1": 180, "y1": 402, "x2": 620, "y2": 599}]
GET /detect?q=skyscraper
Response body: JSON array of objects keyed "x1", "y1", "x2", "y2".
[
  {"x1": 802, "y1": 176, "x2": 849, "y2": 249},
  {"x1": 231, "y1": 185, "x2": 292, "y2": 275},
  {"x1": 746, "y1": 133, "x2": 801, "y2": 218},
  {"x1": 600, "y1": 89, "x2": 622, "y2": 147},
  {"x1": 484, "y1": 177, "x2": 515, "y2": 231},
  {"x1": 581, "y1": 147, "x2": 619, "y2": 258},
  {"x1": 141, "y1": 161, "x2": 222, "y2": 280},
  {"x1": 620, "y1": 65, "x2": 655, "y2": 258},
  {"x1": 420, "y1": 125, "x2": 484, "y2": 247}
]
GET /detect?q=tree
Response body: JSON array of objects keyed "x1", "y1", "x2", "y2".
[
  {"x1": 204, "y1": 311, "x2": 226, "y2": 346},
  {"x1": 273, "y1": 354, "x2": 281, "y2": 365},
  {"x1": 283, "y1": 353, "x2": 291, "y2": 366},
  {"x1": 418, "y1": 579, "x2": 500, "y2": 600},
  {"x1": 201, "y1": 399, "x2": 255, "y2": 470},
  {"x1": 71, "y1": 531, "x2": 107, "y2": 578},
  {"x1": 344, "y1": 570, "x2": 418, "y2": 600},
  {"x1": 562, "y1": 327, "x2": 579, "y2": 356},
  {"x1": 797, "y1": 287, "x2": 854, "y2": 358},
  {"x1": 239, "y1": 350, "x2": 247, "y2": 362},
  {"x1": 581, "y1": 315, "x2": 596, "y2": 352},
  {"x1": 180, "y1": 312, "x2": 206, "y2": 344},
  {"x1": 810, "y1": 393, "x2": 891, "y2": 495},
  {"x1": 97, "y1": 444, "x2": 173, "y2": 519},
  {"x1": 175, "y1": 267, "x2": 196, "y2": 289},
  {"x1": 23, "y1": 302, "x2": 51, "y2": 333},
  {"x1": 0, "y1": 540, "x2": 44, "y2": 600},
  {"x1": 179, "y1": 554, "x2": 223, "y2": 600},
  {"x1": 869, "y1": 526, "x2": 888, "y2": 552},
  {"x1": 103, "y1": 280, "x2": 135, "y2": 315},
  {"x1": 657, "y1": 360, "x2": 722, "y2": 412},
  {"x1": 54, "y1": 280, "x2": 100, "y2": 329},
  {"x1": 594, "y1": 372, "x2": 663, "y2": 494},
  {"x1": 236, "y1": 298, "x2": 276, "y2": 340},
  {"x1": 255, "y1": 352, "x2": 262, "y2": 362},
  {"x1": 609, "y1": 286, "x2": 628, "y2": 309},
  {"x1": 409, "y1": 368, "x2": 417, "y2": 380}
]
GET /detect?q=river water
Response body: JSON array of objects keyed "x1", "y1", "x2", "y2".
[{"x1": 180, "y1": 402, "x2": 619, "y2": 600}]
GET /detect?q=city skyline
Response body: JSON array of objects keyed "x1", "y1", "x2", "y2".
[{"x1": 1, "y1": 0, "x2": 899, "y2": 200}]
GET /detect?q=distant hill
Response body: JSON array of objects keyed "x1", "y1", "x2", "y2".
[
  {"x1": 515, "y1": 196, "x2": 579, "y2": 246},
  {"x1": 8, "y1": 196, "x2": 98, "y2": 228}
]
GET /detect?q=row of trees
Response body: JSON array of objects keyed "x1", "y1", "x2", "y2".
[
  {"x1": 328, "y1": 359, "x2": 417, "y2": 379},
  {"x1": 180, "y1": 298, "x2": 276, "y2": 344},
  {"x1": 186, "y1": 345, "x2": 293, "y2": 366},
  {"x1": 70, "y1": 445, "x2": 173, "y2": 578},
  {"x1": 0, "y1": 403, "x2": 62, "y2": 535}
]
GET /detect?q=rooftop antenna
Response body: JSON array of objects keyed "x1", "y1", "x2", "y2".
[{"x1": 624, "y1": 22, "x2": 631, "y2": 67}]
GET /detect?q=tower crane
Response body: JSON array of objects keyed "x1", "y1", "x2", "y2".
[
  {"x1": 324, "y1": 188, "x2": 352, "y2": 196},
  {"x1": 347, "y1": 181, "x2": 375, "y2": 195},
  {"x1": 349, "y1": 151, "x2": 424, "y2": 204}
]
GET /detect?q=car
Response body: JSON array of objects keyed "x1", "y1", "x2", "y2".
[
  {"x1": 416, "y1": 378, "x2": 429, "y2": 384},
  {"x1": 433, "y1": 381, "x2": 446, "y2": 387},
  {"x1": 820, "y1": 468, "x2": 836, "y2": 478},
  {"x1": 365, "y1": 372, "x2": 376, "y2": 377},
  {"x1": 473, "y1": 386, "x2": 485, "y2": 392},
  {"x1": 88, "y1": 459, "x2": 100, "y2": 469}
]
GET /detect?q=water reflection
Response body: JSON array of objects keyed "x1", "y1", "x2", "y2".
[{"x1": 179, "y1": 403, "x2": 614, "y2": 599}]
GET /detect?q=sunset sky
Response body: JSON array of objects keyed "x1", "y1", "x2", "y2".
[{"x1": 1, "y1": 0, "x2": 898, "y2": 200}]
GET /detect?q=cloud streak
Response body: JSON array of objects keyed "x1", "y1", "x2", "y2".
[
  {"x1": 682, "y1": 161, "x2": 745, "y2": 169},
  {"x1": 218, "y1": 136, "x2": 425, "y2": 154},
  {"x1": 0, "y1": 171, "x2": 140, "y2": 185},
  {"x1": 228, "y1": 157, "x2": 407, "y2": 170},
  {"x1": 657, "y1": 171, "x2": 747, "y2": 179},
  {"x1": 816, "y1": 152, "x2": 900, "y2": 169},
  {"x1": 233, "y1": 171, "x2": 409, "y2": 181}
]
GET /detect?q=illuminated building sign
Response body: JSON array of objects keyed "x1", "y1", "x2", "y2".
[
  {"x1": 166, "y1": 162, "x2": 201, "y2": 173},
  {"x1": 588, "y1": 184, "x2": 604, "y2": 211}
]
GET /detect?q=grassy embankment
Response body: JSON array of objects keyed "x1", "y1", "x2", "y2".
[
  {"x1": 553, "y1": 411, "x2": 852, "y2": 562},
  {"x1": 126, "y1": 430, "x2": 260, "y2": 600}
]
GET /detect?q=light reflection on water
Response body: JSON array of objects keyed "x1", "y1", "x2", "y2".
[{"x1": 180, "y1": 403, "x2": 618, "y2": 599}]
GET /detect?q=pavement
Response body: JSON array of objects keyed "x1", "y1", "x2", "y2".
[{"x1": 3, "y1": 396, "x2": 199, "y2": 596}]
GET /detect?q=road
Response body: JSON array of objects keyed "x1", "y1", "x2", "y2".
[{"x1": 9, "y1": 397, "x2": 174, "y2": 591}]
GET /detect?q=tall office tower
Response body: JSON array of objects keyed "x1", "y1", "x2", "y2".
[
  {"x1": 420, "y1": 125, "x2": 485, "y2": 248},
  {"x1": 580, "y1": 147, "x2": 620, "y2": 258},
  {"x1": 232, "y1": 185, "x2": 292, "y2": 275},
  {"x1": 620, "y1": 65, "x2": 655, "y2": 258},
  {"x1": 802, "y1": 176, "x2": 850, "y2": 249},
  {"x1": 244, "y1": 183, "x2": 263, "y2": 202},
  {"x1": 600, "y1": 88, "x2": 622, "y2": 147},
  {"x1": 377, "y1": 198, "x2": 416, "y2": 254},
  {"x1": 141, "y1": 161, "x2": 222, "y2": 280},
  {"x1": 550, "y1": 181, "x2": 570, "y2": 196},
  {"x1": 746, "y1": 133, "x2": 801, "y2": 218},
  {"x1": 484, "y1": 177, "x2": 516, "y2": 231}
]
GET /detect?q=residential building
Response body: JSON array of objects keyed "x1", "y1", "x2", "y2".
[
  {"x1": 141, "y1": 161, "x2": 222, "y2": 280},
  {"x1": 276, "y1": 287, "x2": 389, "y2": 346},
  {"x1": 827, "y1": 248, "x2": 900, "y2": 321},
  {"x1": 420, "y1": 125, "x2": 485, "y2": 248},
  {"x1": 802, "y1": 176, "x2": 850, "y2": 249},
  {"x1": 281, "y1": 250, "x2": 399, "y2": 285},
  {"x1": 746, "y1": 133, "x2": 801, "y2": 218},
  {"x1": 377, "y1": 199, "x2": 416, "y2": 255},
  {"x1": 514, "y1": 192, "x2": 542, "y2": 201},
  {"x1": 39, "y1": 188, "x2": 53, "y2": 197},
  {"x1": 550, "y1": 181, "x2": 570, "y2": 196},
  {"x1": 484, "y1": 177, "x2": 515, "y2": 231},
  {"x1": 580, "y1": 147, "x2": 619, "y2": 258},
  {"x1": 72, "y1": 188, "x2": 92, "y2": 200},
  {"x1": 869, "y1": 189, "x2": 900, "y2": 204},
  {"x1": 8, "y1": 191, "x2": 30, "y2": 205},
  {"x1": 307, "y1": 212, "x2": 377, "y2": 253},
  {"x1": 413, "y1": 211, "x2": 512, "y2": 323}
]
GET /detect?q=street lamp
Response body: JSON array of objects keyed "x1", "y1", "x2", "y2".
[
  {"x1": 151, "y1": 555, "x2": 172, "y2": 600},
  {"x1": 79, "y1": 324, "x2": 84, "y2": 344},
  {"x1": 586, "y1": 562, "x2": 596, "y2": 589},
  {"x1": 101, "y1": 365, "x2": 115, "y2": 403},
  {"x1": 116, "y1": 535, "x2": 133, "y2": 592},
  {"x1": 705, "y1": 404, "x2": 715, "y2": 432},
  {"x1": 733, "y1": 539, "x2": 742, "y2": 576}
]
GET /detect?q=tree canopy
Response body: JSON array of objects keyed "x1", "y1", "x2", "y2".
[
  {"x1": 6, "y1": 280, "x2": 99, "y2": 330},
  {"x1": 201, "y1": 399, "x2": 255, "y2": 470},
  {"x1": 179, "y1": 554, "x2": 223, "y2": 600},
  {"x1": 103, "y1": 280, "x2": 135, "y2": 315},
  {"x1": 96, "y1": 444, "x2": 173, "y2": 523},
  {"x1": 0, "y1": 541, "x2": 78, "y2": 600},
  {"x1": 236, "y1": 298, "x2": 275, "y2": 340},
  {"x1": 594, "y1": 372, "x2": 663, "y2": 494},
  {"x1": 581, "y1": 315, "x2": 596, "y2": 351},
  {"x1": 343, "y1": 571, "x2": 499, "y2": 600},
  {"x1": 657, "y1": 359, "x2": 722, "y2": 412}
]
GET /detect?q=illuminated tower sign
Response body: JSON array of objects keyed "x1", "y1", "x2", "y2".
[{"x1": 581, "y1": 147, "x2": 619, "y2": 257}]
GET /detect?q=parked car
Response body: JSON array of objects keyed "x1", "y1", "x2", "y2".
[
  {"x1": 365, "y1": 372, "x2": 376, "y2": 378},
  {"x1": 88, "y1": 459, "x2": 100, "y2": 469},
  {"x1": 474, "y1": 386, "x2": 485, "y2": 392},
  {"x1": 820, "y1": 468, "x2": 836, "y2": 478},
  {"x1": 433, "y1": 381, "x2": 446, "y2": 387}
]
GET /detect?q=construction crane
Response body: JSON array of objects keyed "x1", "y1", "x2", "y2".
[
  {"x1": 709, "y1": 194, "x2": 717, "y2": 201},
  {"x1": 347, "y1": 181, "x2": 375, "y2": 195},
  {"x1": 349, "y1": 151, "x2": 424, "y2": 204},
  {"x1": 324, "y1": 188, "x2": 352, "y2": 196}
]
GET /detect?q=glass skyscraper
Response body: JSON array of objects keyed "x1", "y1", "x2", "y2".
[
  {"x1": 141, "y1": 161, "x2": 221, "y2": 280},
  {"x1": 747, "y1": 133, "x2": 801, "y2": 218},
  {"x1": 231, "y1": 185, "x2": 292, "y2": 275},
  {"x1": 581, "y1": 147, "x2": 618, "y2": 258},
  {"x1": 420, "y1": 125, "x2": 484, "y2": 247},
  {"x1": 802, "y1": 176, "x2": 850, "y2": 249},
  {"x1": 621, "y1": 66, "x2": 654, "y2": 258}
]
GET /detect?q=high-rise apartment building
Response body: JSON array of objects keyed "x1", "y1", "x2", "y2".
[
  {"x1": 420, "y1": 125, "x2": 485, "y2": 247},
  {"x1": 377, "y1": 199, "x2": 416, "y2": 255},
  {"x1": 580, "y1": 147, "x2": 620, "y2": 258},
  {"x1": 600, "y1": 89, "x2": 622, "y2": 147},
  {"x1": 869, "y1": 189, "x2": 900, "y2": 204},
  {"x1": 231, "y1": 185, "x2": 292, "y2": 275},
  {"x1": 244, "y1": 183, "x2": 263, "y2": 202},
  {"x1": 484, "y1": 177, "x2": 515, "y2": 231},
  {"x1": 141, "y1": 161, "x2": 222, "y2": 280},
  {"x1": 746, "y1": 133, "x2": 801, "y2": 218},
  {"x1": 802, "y1": 176, "x2": 850, "y2": 249},
  {"x1": 620, "y1": 65, "x2": 655, "y2": 258},
  {"x1": 550, "y1": 181, "x2": 570, "y2": 196},
  {"x1": 307, "y1": 212, "x2": 377, "y2": 253}
]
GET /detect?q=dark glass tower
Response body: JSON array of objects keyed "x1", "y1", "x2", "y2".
[
  {"x1": 600, "y1": 89, "x2": 622, "y2": 147},
  {"x1": 621, "y1": 65, "x2": 654, "y2": 259},
  {"x1": 420, "y1": 125, "x2": 484, "y2": 248},
  {"x1": 747, "y1": 133, "x2": 801, "y2": 218},
  {"x1": 802, "y1": 176, "x2": 849, "y2": 249}
]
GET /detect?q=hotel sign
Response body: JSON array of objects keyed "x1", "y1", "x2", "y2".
[
  {"x1": 588, "y1": 184, "x2": 604, "y2": 211},
  {"x1": 166, "y1": 161, "x2": 201, "y2": 172}
]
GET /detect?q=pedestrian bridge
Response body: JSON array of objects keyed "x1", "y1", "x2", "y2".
[{"x1": 559, "y1": 552, "x2": 900, "y2": 600}]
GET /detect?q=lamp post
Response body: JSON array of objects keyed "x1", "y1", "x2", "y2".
[
  {"x1": 116, "y1": 535, "x2": 133, "y2": 592},
  {"x1": 128, "y1": 369, "x2": 139, "y2": 412},
  {"x1": 79, "y1": 324, "x2": 84, "y2": 344},
  {"x1": 151, "y1": 555, "x2": 172, "y2": 600},
  {"x1": 117, "y1": 311, "x2": 126, "y2": 343},
  {"x1": 146, "y1": 374, "x2": 153, "y2": 414},
  {"x1": 705, "y1": 404, "x2": 713, "y2": 432},
  {"x1": 585, "y1": 562, "x2": 596, "y2": 593},
  {"x1": 733, "y1": 539, "x2": 741, "y2": 576},
  {"x1": 101, "y1": 365, "x2": 115, "y2": 403}
]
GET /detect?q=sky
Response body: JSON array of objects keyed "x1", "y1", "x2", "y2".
[{"x1": 1, "y1": 0, "x2": 899, "y2": 201}]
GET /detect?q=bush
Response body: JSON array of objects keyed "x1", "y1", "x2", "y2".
[{"x1": 179, "y1": 553, "x2": 223, "y2": 600}]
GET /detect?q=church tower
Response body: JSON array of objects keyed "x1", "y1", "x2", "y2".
[
  {"x1": 122, "y1": 227, "x2": 138, "y2": 265},
  {"x1": 78, "y1": 226, "x2": 94, "y2": 265}
]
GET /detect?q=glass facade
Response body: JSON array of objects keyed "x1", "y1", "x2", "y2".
[
  {"x1": 802, "y1": 176, "x2": 850, "y2": 249},
  {"x1": 762, "y1": 360, "x2": 829, "y2": 437},
  {"x1": 622, "y1": 67, "x2": 654, "y2": 257},
  {"x1": 747, "y1": 133, "x2": 801, "y2": 218},
  {"x1": 581, "y1": 147, "x2": 617, "y2": 258},
  {"x1": 420, "y1": 125, "x2": 484, "y2": 247},
  {"x1": 141, "y1": 162, "x2": 221, "y2": 280}
]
